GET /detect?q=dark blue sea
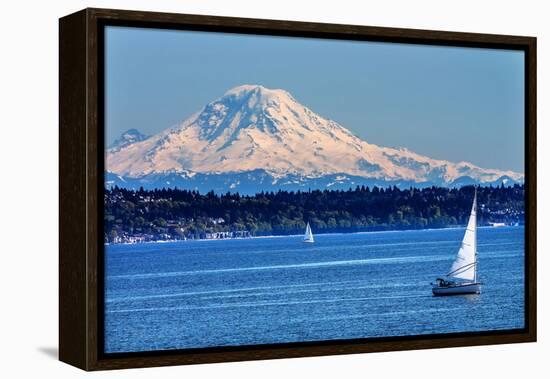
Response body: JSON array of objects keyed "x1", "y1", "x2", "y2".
[{"x1": 104, "y1": 226, "x2": 525, "y2": 353}]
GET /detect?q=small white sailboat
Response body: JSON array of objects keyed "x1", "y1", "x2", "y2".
[
  {"x1": 432, "y1": 190, "x2": 481, "y2": 296},
  {"x1": 303, "y1": 222, "x2": 314, "y2": 243}
]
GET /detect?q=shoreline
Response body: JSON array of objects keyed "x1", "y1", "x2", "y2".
[{"x1": 104, "y1": 224, "x2": 523, "y2": 246}]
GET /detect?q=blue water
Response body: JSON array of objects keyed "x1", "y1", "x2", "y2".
[{"x1": 104, "y1": 226, "x2": 525, "y2": 353}]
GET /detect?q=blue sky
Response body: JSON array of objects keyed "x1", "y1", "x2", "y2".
[{"x1": 105, "y1": 26, "x2": 525, "y2": 173}]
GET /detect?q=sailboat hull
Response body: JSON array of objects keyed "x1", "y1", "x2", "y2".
[{"x1": 432, "y1": 282, "x2": 481, "y2": 296}]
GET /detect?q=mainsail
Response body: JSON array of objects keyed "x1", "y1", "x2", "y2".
[
  {"x1": 304, "y1": 222, "x2": 314, "y2": 243},
  {"x1": 447, "y1": 191, "x2": 477, "y2": 282}
]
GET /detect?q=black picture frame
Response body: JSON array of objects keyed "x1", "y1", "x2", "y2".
[{"x1": 59, "y1": 7, "x2": 537, "y2": 371}]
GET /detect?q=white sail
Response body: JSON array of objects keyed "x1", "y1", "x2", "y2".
[
  {"x1": 447, "y1": 192, "x2": 477, "y2": 281},
  {"x1": 303, "y1": 222, "x2": 314, "y2": 243}
]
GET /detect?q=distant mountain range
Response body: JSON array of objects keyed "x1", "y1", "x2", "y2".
[
  {"x1": 106, "y1": 84, "x2": 523, "y2": 194},
  {"x1": 108, "y1": 128, "x2": 149, "y2": 152}
]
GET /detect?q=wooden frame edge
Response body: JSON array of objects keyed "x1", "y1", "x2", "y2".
[{"x1": 59, "y1": 8, "x2": 89, "y2": 370}]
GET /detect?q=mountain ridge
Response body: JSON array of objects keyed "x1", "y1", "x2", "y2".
[{"x1": 106, "y1": 84, "x2": 523, "y2": 192}]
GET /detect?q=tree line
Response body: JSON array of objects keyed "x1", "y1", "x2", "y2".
[{"x1": 104, "y1": 184, "x2": 524, "y2": 243}]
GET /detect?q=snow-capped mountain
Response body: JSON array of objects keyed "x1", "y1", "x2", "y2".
[
  {"x1": 106, "y1": 84, "x2": 523, "y2": 193},
  {"x1": 108, "y1": 128, "x2": 149, "y2": 152}
]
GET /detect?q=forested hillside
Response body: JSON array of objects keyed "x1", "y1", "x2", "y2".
[{"x1": 104, "y1": 184, "x2": 524, "y2": 243}]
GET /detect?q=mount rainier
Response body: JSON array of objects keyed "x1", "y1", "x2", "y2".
[{"x1": 106, "y1": 84, "x2": 523, "y2": 194}]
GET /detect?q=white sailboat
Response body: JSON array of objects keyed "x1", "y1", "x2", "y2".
[
  {"x1": 432, "y1": 190, "x2": 481, "y2": 295},
  {"x1": 303, "y1": 222, "x2": 314, "y2": 243}
]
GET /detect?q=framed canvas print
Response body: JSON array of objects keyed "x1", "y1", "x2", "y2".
[{"x1": 59, "y1": 8, "x2": 536, "y2": 371}]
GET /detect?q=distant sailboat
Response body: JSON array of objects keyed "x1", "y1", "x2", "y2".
[
  {"x1": 432, "y1": 190, "x2": 481, "y2": 296},
  {"x1": 303, "y1": 222, "x2": 314, "y2": 243}
]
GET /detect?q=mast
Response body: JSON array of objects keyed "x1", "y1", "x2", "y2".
[
  {"x1": 446, "y1": 188, "x2": 477, "y2": 282},
  {"x1": 473, "y1": 187, "x2": 477, "y2": 283}
]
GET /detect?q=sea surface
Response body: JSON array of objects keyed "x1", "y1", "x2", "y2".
[{"x1": 104, "y1": 226, "x2": 525, "y2": 353}]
